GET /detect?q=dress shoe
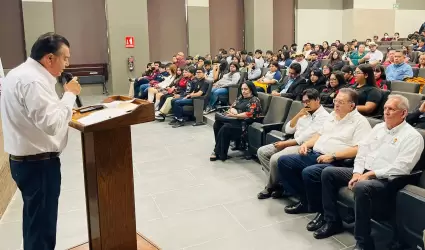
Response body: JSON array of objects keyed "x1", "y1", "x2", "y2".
[
  {"x1": 284, "y1": 202, "x2": 309, "y2": 214},
  {"x1": 168, "y1": 119, "x2": 178, "y2": 125},
  {"x1": 313, "y1": 221, "x2": 343, "y2": 239},
  {"x1": 172, "y1": 120, "x2": 185, "y2": 128},
  {"x1": 257, "y1": 188, "x2": 273, "y2": 199},
  {"x1": 271, "y1": 189, "x2": 289, "y2": 199},
  {"x1": 306, "y1": 213, "x2": 325, "y2": 231}
]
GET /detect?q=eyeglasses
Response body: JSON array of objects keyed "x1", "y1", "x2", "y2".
[
  {"x1": 333, "y1": 99, "x2": 352, "y2": 105},
  {"x1": 301, "y1": 99, "x2": 311, "y2": 104}
]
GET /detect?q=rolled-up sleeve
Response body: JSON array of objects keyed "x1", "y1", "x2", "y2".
[{"x1": 22, "y1": 81, "x2": 75, "y2": 136}]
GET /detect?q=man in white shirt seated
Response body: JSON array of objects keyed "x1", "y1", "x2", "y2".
[
  {"x1": 315, "y1": 94, "x2": 424, "y2": 250},
  {"x1": 359, "y1": 42, "x2": 383, "y2": 66},
  {"x1": 257, "y1": 89, "x2": 330, "y2": 199},
  {"x1": 291, "y1": 52, "x2": 309, "y2": 75},
  {"x1": 276, "y1": 88, "x2": 372, "y2": 223}
]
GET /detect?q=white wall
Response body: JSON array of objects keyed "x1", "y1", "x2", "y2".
[
  {"x1": 354, "y1": 0, "x2": 396, "y2": 9},
  {"x1": 296, "y1": 9, "x2": 343, "y2": 49},
  {"x1": 395, "y1": 10, "x2": 425, "y2": 37},
  {"x1": 342, "y1": 9, "x2": 354, "y2": 42},
  {"x1": 253, "y1": 0, "x2": 273, "y2": 51}
]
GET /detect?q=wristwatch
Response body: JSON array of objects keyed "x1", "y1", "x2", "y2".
[{"x1": 332, "y1": 153, "x2": 337, "y2": 161}]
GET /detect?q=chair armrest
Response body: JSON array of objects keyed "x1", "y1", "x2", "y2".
[
  {"x1": 387, "y1": 170, "x2": 423, "y2": 192},
  {"x1": 192, "y1": 96, "x2": 206, "y2": 100},
  {"x1": 216, "y1": 106, "x2": 231, "y2": 111},
  {"x1": 261, "y1": 122, "x2": 285, "y2": 134},
  {"x1": 334, "y1": 158, "x2": 355, "y2": 168}
]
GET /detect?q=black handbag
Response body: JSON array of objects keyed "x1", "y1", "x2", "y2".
[{"x1": 214, "y1": 112, "x2": 242, "y2": 126}]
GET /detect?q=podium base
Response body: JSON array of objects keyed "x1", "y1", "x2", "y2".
[{"x1": 69, "y1": 232, "x2": 160, "y2": 250}]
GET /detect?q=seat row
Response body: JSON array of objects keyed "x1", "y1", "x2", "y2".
[{"x1": 244, "y1": 93, "x2": 425, "y2": 249}]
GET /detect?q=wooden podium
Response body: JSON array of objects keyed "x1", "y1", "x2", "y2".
[{"x1": 68, "y1": 96, "x2": 160, "y2": 250}]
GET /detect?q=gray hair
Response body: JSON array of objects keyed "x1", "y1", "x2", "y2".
[
  {"x1": 338, "y1": 88, "x2": 359, "y2": 105},
  {"x1": 388, "y1": 94, "x2": 409, "y2": 111}
]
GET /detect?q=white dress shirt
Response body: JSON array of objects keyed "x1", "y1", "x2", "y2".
[
  {"x1": 313, "y1": 109, "x2": 372, "y2": 155},
  {"x1": 366, "y1": 50, "x2": 384, "y2": 63},
  {"x1": 354, "y1": 121, "x2": 424, "y2": 179},
  {"x1": 1, "y1": 58, "x2": 76, "y2": 156},
  {"x1": 285, "y1": 105, "x2": 330, "y2": 145}
]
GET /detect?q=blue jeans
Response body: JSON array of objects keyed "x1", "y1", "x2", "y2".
[
  {"x1": 277, "y1": 151, "x2": 333, "y2": 212},
  {"x1": 10, "y1": 157, "x2": 61, "y2": 250},
  {"x1": 208, "y1": 88, "x2": 229, "y2": 107},
  {"x1": 171, "y1": 97, "x2": 193, "y2": 120},
  {"x1": 138, "y1": 84, "x2": 150, "y2": 99},
  {"x1": 134, "y1": 78, "x2": 149, "y2": 98}
]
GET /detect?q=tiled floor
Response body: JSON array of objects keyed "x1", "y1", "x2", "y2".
[{"x1": 0, "y1": 95, "x2": 371, "y2": 250}]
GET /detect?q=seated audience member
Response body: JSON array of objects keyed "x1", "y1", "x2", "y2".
[
  {"x1": 185, "y1": 56, "x2": 194, "y2": 67},
  {"x1": 417, "y1": 53, "x2": 425, "y2": 68},
  {"x1": 299, "y1": 69, "x2": 327, "y2": 95},
  {"x1": 342, "y1": 65, "x2": 356, "y2": 85},
  {"x1": 292, "y1": 53, "x2": 309, "y2": 75},
  {"x1": 136, "y1": 63, "x2": 170, "y2": 99},
  {"x1": 374, "y1": 64, "x2": 389, "y2": 90},
  {"x1": 226, "y1": 48, "x2": 236, "y2": 64},
  {"x1": 238, "y1": 60, "x2": 247, "y2": 73},
  {"x1": 276, "y1": 88, "x2": 371, "y2": 220},
  {"x1": 316, "y1": 95, "x2": 424, "y2": 250},
  {"x1": 210, "y1": 81, "x2": 262, "y2": 161},
  {"x1": 204, "y1": 62, "x2": 241, "y2": 113},
  {"x1": 240, "y1": 50, "x2": 253, "y2": 64},
  {"x1": 204, "y1": 60, "x2": 214, "y2": 81},
  {"x1": 393, "y1": 32, "x2": 400, "y2": 41},
  {"x1": 407, "y1": 100, "x2": 425, "y2": 129},
  {"x1": 147, "y1": 64, "x2": 177, "y2": 104},
  {"x1": 279, "y1": 51, "x2": 293, "y2": 68},
  {"x1": 420, "y1": 21, "x2": 425, "y2": 35},
  {"x1": 205, "y1": 54, "x2": 212, "y2": 61},
  {"x1": 169, "y1": 68, "x2": 209, "y2": 128},
  {"x1": 359, "y1": 42, "x2": 383, "y2": 66},
  {"x1": 385, "y1": 51, "x2": 414, "y2": 81},
  {"x1": 320, "y1": 71, "x2": 347, "y2": 106},
  {"x1": 413, "y1": 37, "x2": 425, "y2": 52},
  {"x1": 175, "y1": 52, "x2": 186, "y2": 68},
  {"x1": 264, "y1": 50, "x2": 274, "y2": 68},
  {"x1": 134, "y1": 61, "x2": 160, "y2": 98},
  {"x1": 348, "y1": 44, "x2": 366, "y2": 66},
  {"x1": 373, "y1": 35, "x2": 379, "y2": 43},
  {"x1": 303, "y1": 43, "x2": 313, "y2": 58},
  {"x1": 303, "y1": 51, "x2": 321, "y2": 78},
  {"x1": 213, "y1": 59, "x2": 229, "y2": 82},
  {"x1": 383, "y1": 49, "x2": 395, "y2": 67},
  {"x1": 401, "y1": 45, "x2": 411, "y2": 62},
  {"x1": 272, "y1": 63, "x2": 305, "y2": 99},
  {"x1": 341, "y1": 44, "x2": 352, "y2": 61},
  {"x1": 318, "y1": 41, "x2": 331, "y2": 59},
  {"x1": 155, "y1": 67, "x2": 192, "y2": 121},
  {"x1": 328, "y1": 51, "x2": 345, "y2": 71},
  {"x1": 351, "y1": 64, "x2": 382, "y2": 116},
  {"x1": 322, "y1": 65, "x2": 333, "y2": 86},
  {"x1": 254, "y1": 49, "x2": 265, "y2": 68},
  {"x1": 246, "y1": 60, "x2": 261, "y2": 81},
  {"x1": 380, "y1": 32, "x2": 392, "y2": 41},
  {"x1": 257, "y1": 89, "x2": 330, "y2": 199},
  {"x1": 151, "y1": 66, "x2": 183, "y2": 112},
  {"x1": 254, "y1": 62, "x2": 282, "y2": 93}
]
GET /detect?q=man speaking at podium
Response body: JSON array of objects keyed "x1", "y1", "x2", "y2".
[{"x1": 1, "y1": 32, "x2": 81, "y2": 250}]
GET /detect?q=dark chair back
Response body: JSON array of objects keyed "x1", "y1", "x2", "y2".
[
  {"x1": 390, "y1": 81, "x2": 420, "y2": 93},
  {"x1": 390, "y1": 91, "x2": 425, "y2": 112},
  {"x1": 257, "y1": 92, "x2": 272, "y2": 115},
  {"x1": 263, "y1": 96, "x2": 292, "y2": 124},
  {"x1": 281, "y1": 101, "x2": 304, "y2": 131}
]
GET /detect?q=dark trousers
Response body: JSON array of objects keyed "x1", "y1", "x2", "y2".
[
  {"x1": 277, "y1": 151, "x2": 333, "y2": 212},
  {"x1": 171, "y1": 97, "x2": 193, "y2": 120},
  {"x1": 158, "y1": 93, "x2": 173, "y2": 110},
  {"x1": 321, "y1": 167, "x2": 389, "y2": 249},
  {"x1": 213, "y1": 120, "x2": 242, "y2": 160},
  {"x1": 10, "y1": 157, "x2": 61, "y2": 250},
  {"x1": 134, "y1": 78, "x2": 149, "y2": 98}
]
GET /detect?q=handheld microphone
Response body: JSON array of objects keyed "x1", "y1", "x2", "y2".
[{"x1": 62, "y1": 73, "x2": 83, "y2": 107}]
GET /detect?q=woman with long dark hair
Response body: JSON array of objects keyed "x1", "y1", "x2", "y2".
[
  {"x1": 320, "y1": 71, "x2": 347, "y2": 106},
  {"x1": 351, "y1": 64, "x2": 382, "y2": 115},
  {"x1": 210, "y1": 81, "x2": 262, "y2": 161},
  {"x1": 374, "y1": 64, "x2": 389, "y2": 90}
]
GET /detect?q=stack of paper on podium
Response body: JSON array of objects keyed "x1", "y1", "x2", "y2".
[{"x1": 77, "y1": 99, "x2": 139, "y2": 125}]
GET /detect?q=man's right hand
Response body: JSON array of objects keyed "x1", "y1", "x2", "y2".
[
  {"x1": 64, "y1": 77, "x2": 81, "y2": 95},
  {"x1": 271, "y1": 91, "x2": 280, "y2": 97},
  {"x1": 297, "y1": 107, "x2": 311, "y2": 117},
  {"x1": 299, "y1": 144, "x2": 309, "y2": 155},
  {"x1": 274, "y1": 141, "x2": 287, "y2": 150},
  {"x1": 348, "y1": 173, "x2": 361, "y2": 190},
  {"x1": 419, "y1": 101, "x2": 425, "y2": 113}
]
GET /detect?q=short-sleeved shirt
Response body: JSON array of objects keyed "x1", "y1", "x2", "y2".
[
  {"x1": 264, "y1": 70, "x2": 282, "y2": 83},
  {"x1": 351, "y1": 84, "x2": 382, "y2": 112},
  {"x1": 190, "y1": 78, "x2": 209, "y2": 96}
]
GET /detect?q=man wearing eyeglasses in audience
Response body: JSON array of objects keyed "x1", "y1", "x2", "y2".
[
  {"x1": 385, "y1": 51, "x2": 413, "y2": 81},
  {"x1": 316, "y1": 95, "x2": 424, "y2": 250},
  {"x1": 275, "y1": 88, "x2": 371, "y2": 232},
  {"x1": 257, "y1": 89, "x2": 330, "y2": 199}
]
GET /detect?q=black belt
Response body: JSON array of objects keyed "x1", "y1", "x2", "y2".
[{"x1": 10, "y1": 152, "x2": 60, "y2": 162}]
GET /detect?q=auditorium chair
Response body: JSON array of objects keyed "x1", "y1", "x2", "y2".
[
  {"x1": 265, "y1": 100, "x2": 304, "y2": 145},
  {"x1": 390, "y1": 81, "x2": 420, "y2": 93},
  {"x1": 336, "y1": 128, "x2": 425, "y2": 249},
  {"x1": 261, "y1": 67, "x2": 269, "y2": 77},
  {"x1": 419, "y1": 68, "x2": 425, "y2": 79},
  {"x1": 247, "y1": 96, "x2": 292, "y2": 156},
  {"x1": 320, "y1": 59, "x2": 330, "y2": 68},
  {"x1": 413, "y1": 67, "x2": 419, "y2": 77},
  {"x1": 371, "y1": 90, "x2": 391, "y2": 119},
  {"x1": 183, "y1": 80, "x2": 213, "y2": 126},
  {"x1": 217, "y1": 71, "x2": 247, "y2": 107},
  {"x1": 390, "y1": 91, "x2": 425, "y2": 112}
]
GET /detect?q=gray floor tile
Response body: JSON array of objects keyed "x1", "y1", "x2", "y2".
[
  {"x1": 224, "y1": 198, "x2": 304, "y2": 231},
  {"x1": 58, "y1": 188, "x2": 86, "y2": 214},
  {"x1": 185, "y1": 217, "x2": 345, "y2": 250},
  {"x1": 0, "y1": 221, "x2": 23, "y2": 250},
  {"x1": 138, "y1": 205, "x2": 244, "y2": 250},
  {"x1": 135, "y1": 196, "x2": 163, "y2": 222},
  {"x1": 55, "y1": 209, "x2": 88, "y2": 250},
  {"x1": 0, "y1": 206, "x2": 22, "y2": 223}
]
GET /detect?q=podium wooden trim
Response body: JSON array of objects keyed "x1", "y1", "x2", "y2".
[{"x1": 68, "y1": 96, "x2": 159, "y2": 250}]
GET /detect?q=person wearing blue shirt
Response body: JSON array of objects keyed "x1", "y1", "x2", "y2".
[
  {"x1": 254, "y1": 61, "x2": 282, "y2": 93},
  {"x1": 385, "y1": 51, "x2": 413, "y2": 81}
]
